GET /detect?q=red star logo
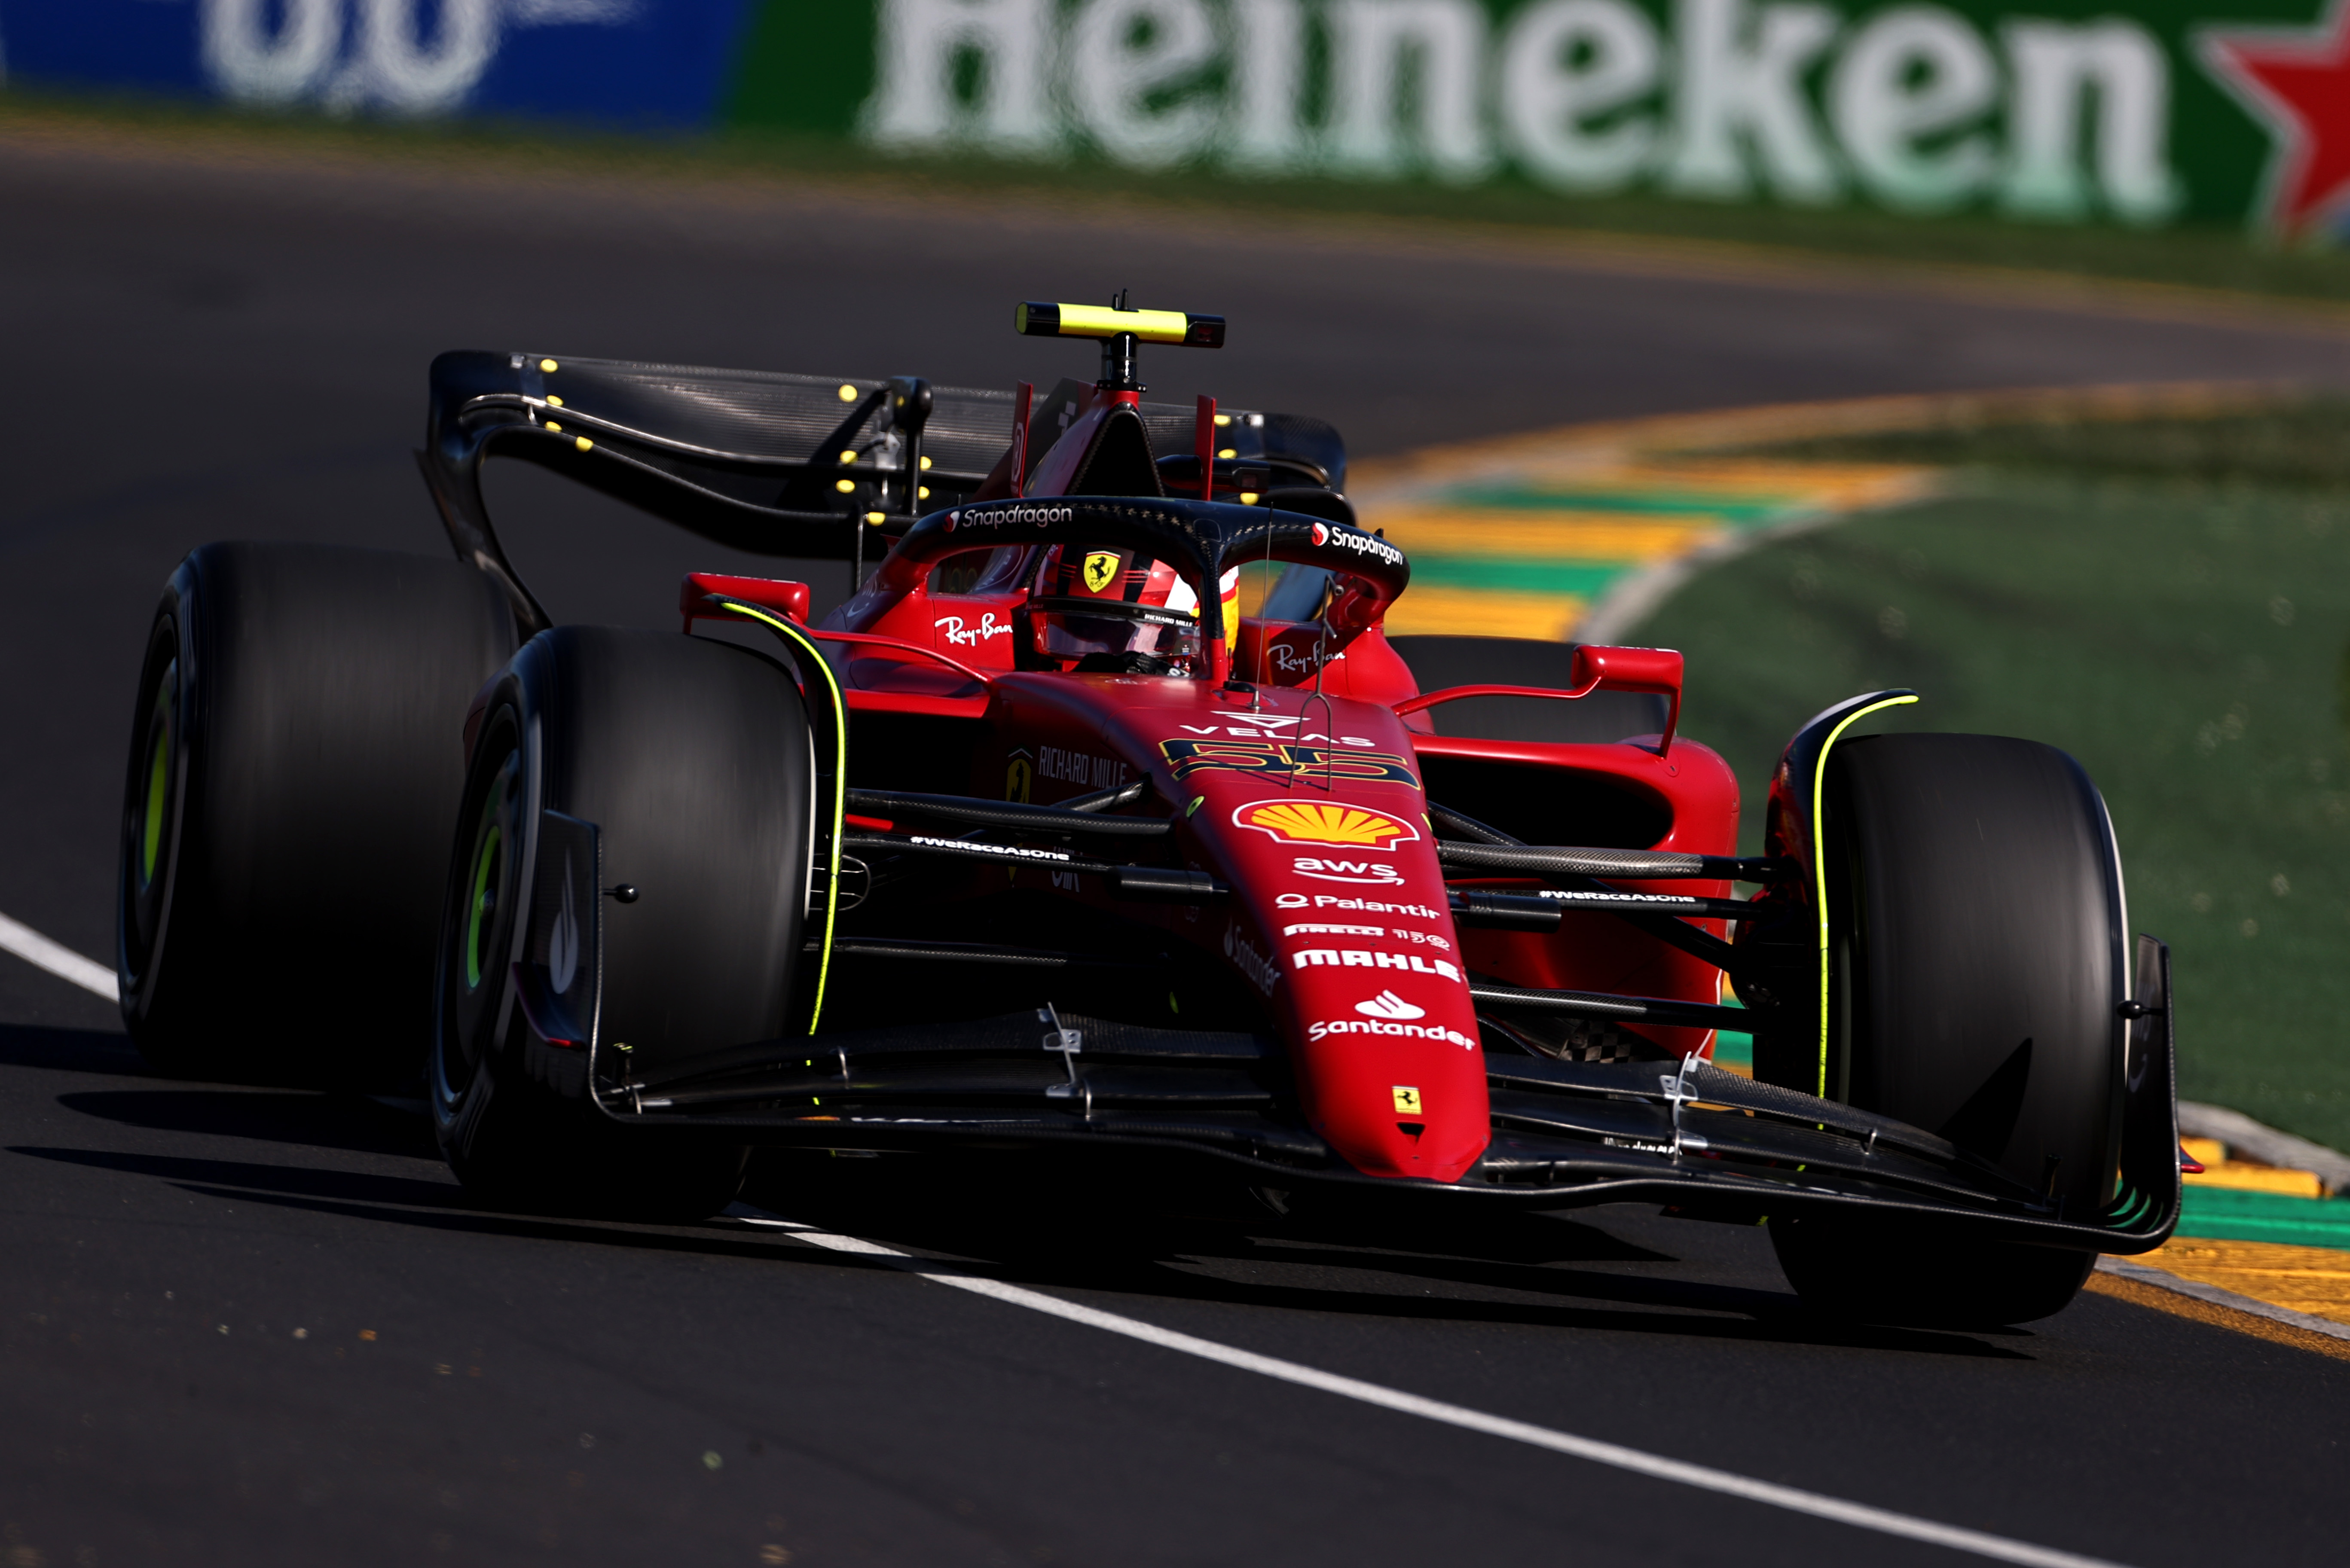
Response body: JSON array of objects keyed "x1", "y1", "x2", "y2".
[{"x1": 2201, "y1": 0, "x2": 2350, "y2": 238}]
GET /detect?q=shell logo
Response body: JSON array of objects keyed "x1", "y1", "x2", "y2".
[{"x1": 1232, "y1": 799, "x2": 1421, "y2": 851}]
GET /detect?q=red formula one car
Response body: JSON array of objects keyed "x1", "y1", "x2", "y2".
[{"x1": 116, "y1": 301, "x2": 2181, "y2": 1326}]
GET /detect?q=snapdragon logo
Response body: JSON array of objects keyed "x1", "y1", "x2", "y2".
[
  {"x1": 202, "y1": 0, "x2": 636, "y2": 113},
  {"x1": 949, "y1": 501, "x2": 1077, "y2": 531},
  {"x1": 1308, "y1": 519, "x2": 1405, "y2": 567},
  {"x1": 859, "y1": 0, "x2": 2180, "y2": 226}
]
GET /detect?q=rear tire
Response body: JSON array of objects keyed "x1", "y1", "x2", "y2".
[
  {"x1": 430, "y1": 627, "x2": 813, "y2": 1220},
  {"x1": 1771, "y1": 732, "x2": 2127, "y2": 1327},
  {"x1": 116, "y1": 543, "x2": 517, "y2": 1084}
]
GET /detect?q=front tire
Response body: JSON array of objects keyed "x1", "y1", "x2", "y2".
[
  {"x1": 1770, "y1": 733, "x2": 2127, "y2": 1327},
  {"x1": 430, "y1": 627, "x2": 813, "y2": 1220}
]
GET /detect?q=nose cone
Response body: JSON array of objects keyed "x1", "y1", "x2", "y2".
[
  {"x1": 1107, "y1": 683, "x2": 1492, "y2": 1182},
  {"x1": 1195, "y1": 782, "x2": 1489, "y2": 1181},
  {"x1": 1286, "y1": 967, "x2": 1490, "y2": 1183}
]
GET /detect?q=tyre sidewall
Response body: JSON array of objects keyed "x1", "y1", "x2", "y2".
[
  {"x1": 1828, "y1": 733, "x2": 2127, "y2": 1216},
  {"x1": 117, "y1": 568, "x2": 203, "y2": 1062},
  {"x1": 431, "y1": 628, "x2": 809, "y2": 1217}
]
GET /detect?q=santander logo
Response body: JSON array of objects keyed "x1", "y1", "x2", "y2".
[{"x1": 1355, "y1": 990, "x2": 1424, "y2": 1021}]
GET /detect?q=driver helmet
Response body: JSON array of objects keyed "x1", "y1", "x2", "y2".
[{"x1": 1032, "y1": 547, "x2": 1240, "y2": 672}]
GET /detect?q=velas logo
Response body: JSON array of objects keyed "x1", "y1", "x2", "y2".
[
  {"x1": 2200, "y1": 3, "x2": 2350, "y2": 239},
  {"x1": 1232, "y1": 799, "x2": 1420, "y2": 851}
]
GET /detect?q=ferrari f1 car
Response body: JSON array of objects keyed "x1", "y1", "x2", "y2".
[{"x1": 116, "y1": 300, "x2": 2182, "y2": 1327}]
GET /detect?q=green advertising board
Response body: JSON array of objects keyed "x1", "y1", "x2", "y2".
[{"x1": 727, "y1": 0, "x2": 2350, "y2": 242}]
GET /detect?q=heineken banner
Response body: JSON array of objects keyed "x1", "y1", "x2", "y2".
[{"x1": 4, "y1": 0, "x2": 2345, "y2": 241}]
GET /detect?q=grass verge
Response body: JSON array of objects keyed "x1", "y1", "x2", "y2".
[
  {"x1": 5, "y1": 90, "x2": 2350, "y2": 310},
  {"x1": 1638, "y1": 399, "x2": 2350, "y2": 1150}
]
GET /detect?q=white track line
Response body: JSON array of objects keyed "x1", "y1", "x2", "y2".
[
  {"x1": 733, "y1": 1209, "x2": 2134, "y2": 1568},
  {"x1": 0, "y1": 911, "x2": 118, "y2": 1001}
]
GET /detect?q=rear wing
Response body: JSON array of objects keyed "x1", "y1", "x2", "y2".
[{"x1": 417, "y1": 350, "x2": 1346, "y2": 634}]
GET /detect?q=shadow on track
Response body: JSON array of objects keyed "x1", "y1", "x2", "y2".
[
  {"x1": 57, "y1": 1087, "x2": 439, "y2": 1159},
  {"x1": 0, "y1": 1025, "x2": 150, "y2": 1078},
  {"x1": 14, "y1": 1144, "x2": 465, "y2": 1209},
  {"x1": 22, "y1": 1065, "x2": 2032, "y2": 1360}
]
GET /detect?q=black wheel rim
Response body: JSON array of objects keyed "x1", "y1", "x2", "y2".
[
  {"x1": 436, "y1": 711, "x2": 524, "y2": 1106},
  {"x1": 120, "y1": 620, "x2": 180, "y2": 985}
]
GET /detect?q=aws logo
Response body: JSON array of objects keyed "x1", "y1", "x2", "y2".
[{"x1": 1233, "y1": 799, "x2": 1418, "y2": 851}]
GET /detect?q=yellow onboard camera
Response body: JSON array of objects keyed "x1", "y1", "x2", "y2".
[{"x1": 1015, "y1": 300, "x2": 1225, "y2": 348}]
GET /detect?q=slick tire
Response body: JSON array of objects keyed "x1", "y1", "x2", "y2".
[
  {"x1": 117, "y1": 543, "x2": 519, "y2": 1085},
  {"x1": 430, "y1": 627, "x2": 813, "y2": 1221},
  {"x1": 1771, "y1": 733, "x2": 2127, "y2": 1327}
]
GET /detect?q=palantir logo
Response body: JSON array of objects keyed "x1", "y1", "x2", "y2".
[
  {"x1": 1354, "y1": 990, "x2": 1424, "y2": 1021},
  {"x1": 202, "y1": 0, "x2": 636, "y2": 113}
]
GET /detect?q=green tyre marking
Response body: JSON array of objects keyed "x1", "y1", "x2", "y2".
[
  {"x1": 138, "y1": 678, "x2": 172, "y2": 890},
  {"x1": 465, "y1": 821, "x2": 502, "y2": 993}
]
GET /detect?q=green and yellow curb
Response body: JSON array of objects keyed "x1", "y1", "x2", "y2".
[{"x1": 1350, "y1": 380, "x2": 2293, "y2": 643}]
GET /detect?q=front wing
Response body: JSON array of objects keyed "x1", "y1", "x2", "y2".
[{"x1": 571, "y1": 938, "x2": 2182, "y2": 1255}]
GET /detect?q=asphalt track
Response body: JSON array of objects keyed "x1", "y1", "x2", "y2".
[{"x1": 3, "y1": 130, "x2": 2349, "y2": 1567}]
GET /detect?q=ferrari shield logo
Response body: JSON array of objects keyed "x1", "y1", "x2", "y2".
[
  {"x1": 1392, "y1": 1086, "x2": 1422, "y2": 1115},
  {"x1": 1005, "y1": 749, "x2": 1033, "y2": 803},
  {"x1": 1082, "y1": 551, "x2": 1120, "y2": 594}
]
